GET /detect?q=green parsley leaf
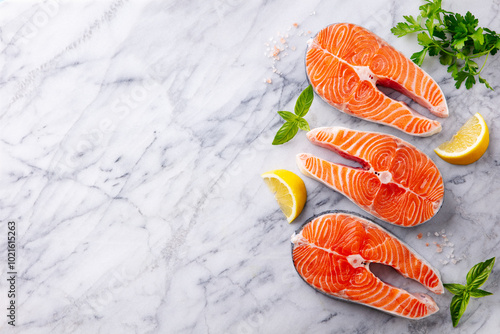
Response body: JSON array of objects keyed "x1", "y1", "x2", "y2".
[
  {"x1": 471, "y1": 28, "x2": 484, "y2": 46},
  {"x1": 447, "y1": 62, "x2": 459, "y2": 77},
  {"x1": 464, "y1": 11, "x2": 478, "y2": 30},
  {"x1": 465, "y1": 73, "x2": 476, "y2": 89},
  {"x1": 478, "y1": 75, "x2": 493, "y2": 90},
  {"x1": 439, "y1": 51, "x2": 453, "y2": 65},
  {"x1": 411, "y1": 48, "x2": 428, "y2": 66},
  {"x1": 417, "y1": 32, "x2": 433, "y2": 46},
  {"x1": 452, "y1": 37, "x2": 468, "y2": 50},
  {"x1": 404, "y1": 15, "x2": 421, "y2": 27},
  {"x1": 391, "y1": 23, "x2": 413, "y2": 37},
  {"x1": 454, "y1": 71, "x2": 469, "y2": 89},
  {"x1": 393, "y1": 1, "x2": 500, "y2": 89}
]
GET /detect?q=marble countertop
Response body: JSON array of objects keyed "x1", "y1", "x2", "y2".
[{"x1": 1, "y1": 0, "x2": 499, "y2": 333}]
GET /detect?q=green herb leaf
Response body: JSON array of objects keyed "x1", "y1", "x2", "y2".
[
  {"x1": 464, "y1": 11, "x2": 478, "y2": 30},
  {"x1": 439, "y1": 51, "x2": 454, "y2": 65},
  {"x1": 452, "y1": 37, "x2": 468, "y2": 50},
  {"x1": 391, "y1": 22, "x2": 413, "y2": 37},
  {"x1": 411, "y1": 48, "x2": 428, "y2": 66},
  {"x1": 447, "y1": 62, "x2": 459, "y2": 77},
  {"x1": 392, "y1": 0, "x2": 500, "y2": 89},
  {"x1": 444, "y1": 283, "x2": 466, "y2": 295},
  {"x1": 465, "y1": 73, "x2": 476, "y2": 89},
  {"x1": 417, "y1": 32, "x2": 433, "y2": 46},
  {"x1": 469, "y1": 288, "x2": 493, "y2": 298},
  {"x1": 478, "y1": 75, "x2": 493, "y2": 90},
  {"x1": 454, "y1": 71, "x2": 468, "y2": 89},
  {"x1": 471, "y1": 28, "x2": 484, "y2": 46},
  {"x1": 271, "y1": 85, "x2": 314, "y2": 145},
  {"x1": 272, "y1": 121, "x2": 299, "y2": 145},
  {"x1": 450, "y1": 293, "x2": 470, "y2": 327},
  {"x1": 444, "y1": 257, "x2": 495, "y2": 327},
  {"x1": 466, "y1": 257, "x2": 495, "y2": 289},
  {"x1": 294, "y1": 85, "x2": 313, "y2": 117},
  {"x1": 425, "y1": 18, "x2": 435, "y2": 37},
  {"x1": 404, "y1": 15, "x2": 421, "y2": 27},
  {"x1": 296, "y1": 118, "x2": 310, "y2": 132},
  {"x1": 277, "y1": 111, "x2": 298, "y2": 123}
]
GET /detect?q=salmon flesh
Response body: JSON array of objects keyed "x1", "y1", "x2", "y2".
[
  {"x1": 297, "y1": 127, "x2": 444, "y2": 227},
  {"x1": 292, "y1": 211, "x2": 444, "y2": 319},
  {"x1": 306, "y1": 23, "x2": 448, "y2": 136}
]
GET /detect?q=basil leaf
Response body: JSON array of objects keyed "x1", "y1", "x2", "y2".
[
  {"x1": 450, "y1": 292, "x2": 470, "y2": 327},
  {"x1": 297, "y1": 118, "x2": 310, "y2": 132},
  {"x1": 444, "y1": 283, "x2": 466, "y2": 295},
  {"x1": 469, "y1": 288, "x2": 493, "y2": 298},
  {"x1": 272, "y1": 122, "x2": 299, "y2": 145},
  {"x1": 466, "y1": 257, "x2": 495, "y2": 289},
  {"x1": 294, "y1": 85, "x2": 314, "y2": 117},
  {"x1": 277, "y1": 111, "x2": 298, "y2": 123}
]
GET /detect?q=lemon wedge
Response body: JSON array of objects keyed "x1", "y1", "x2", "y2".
[
  {"x1": 434, "y1": 113, "x2": 489, "y2": 165},
  {"x1": 261, "y1": 169, "x2": 307, "y2": 223}
]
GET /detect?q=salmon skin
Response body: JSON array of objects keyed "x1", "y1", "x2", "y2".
[
  {"x1": 297, "y1": 127, "x2": 444, "y2": 227},
  {"x1": 292, "y1": 211, "x2": 444, "y2": 319},
  {"x1": 306, "y1": 23, "x2": 448, "y2": 136}
]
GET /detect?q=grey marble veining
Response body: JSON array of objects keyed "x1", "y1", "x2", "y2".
[{"x1": 1, "y1": 0, "x2": 500, "y2": 333}]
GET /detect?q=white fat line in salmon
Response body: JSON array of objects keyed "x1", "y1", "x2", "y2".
[
  {"x1": 299, "y1": 153, "x2": 441, "y2": 211},
  {"x1": 307, "y1": 126, "x2": 443, "y2": 207},
  {"x1": 291, "y1": 232, "x2": 370, "y2": 269},
  {"x1": 308, "y1": 38, "x2": 379, "y2": 87}
]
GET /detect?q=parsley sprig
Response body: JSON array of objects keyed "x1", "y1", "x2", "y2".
[
  {"x1": 272, "y1": 85, "x2": 313, "y2": 145},
  {"x1": 392, "y1": 0, "x2": 500, "y2": 90},
  {"x1": 444, "y1": 257, "x2": 495, "y2": 327}
]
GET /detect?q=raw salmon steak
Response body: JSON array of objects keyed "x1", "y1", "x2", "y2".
[
  {"x1": 297, "y1": 127, "x2": 444, "y2": 227},
  {"x1": 306, "y1": 23, "x2": 448, "y2": 136},
  {"x1": 292, "y1": 211, "x2": 444, "y2": 319}
]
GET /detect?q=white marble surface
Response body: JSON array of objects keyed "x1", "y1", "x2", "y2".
[{"x1": 1, "y1": 0, "x2": 499, "y2": 333}]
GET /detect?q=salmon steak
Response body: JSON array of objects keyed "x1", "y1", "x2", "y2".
[
  {"x1": 297, "y1": 127, "x2": 444, "y2": 227},
  {"x1": 292, "y1": 211, "x2": 444, "y2": 319},
  {"x1": 306, "y1": 23, "x2": 448, "y2": 136}
]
